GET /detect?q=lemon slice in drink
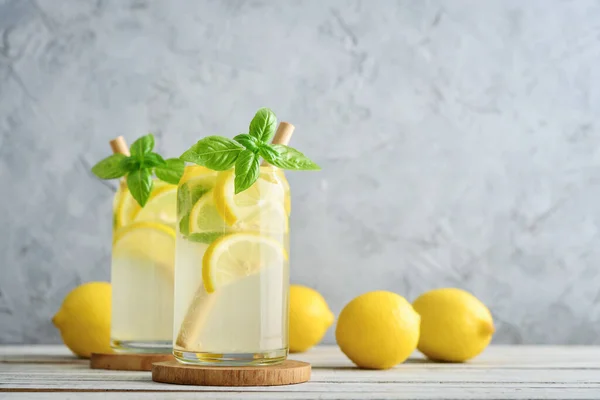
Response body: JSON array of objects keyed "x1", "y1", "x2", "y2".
[
  {"x1": 202, "y1": 233, "x2": 288, "y2": 293},
  {"x1": 133, "y1": 184, "x2": 178, "y2": 226},
  {"x1": 114, "y1": 180, "x2": 176, "y2": 228},
  {"x1": 213, "y1": 168, "x2": 287, "y2": 230},
  {"x1": 188, "y1": 190, "x2": 229, "y2": 233},
  {"x1": 114, "y1": 185, "x2": 141, "y2": 229},
  {"x1": 113, "y1": 221, "x2": 176, "y2": 270},
  {"x1": 235, "y1": 201, "x2": 289, "y2": 233},
  {"x1": 180, "y1": 166, "x2": 217, "y2": 186}
]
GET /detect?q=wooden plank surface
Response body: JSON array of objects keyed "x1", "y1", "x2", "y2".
[{"x1": 1, "y1": 345, "x2": 599, "y2": 399}]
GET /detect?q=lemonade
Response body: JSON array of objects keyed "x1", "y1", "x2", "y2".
[
  {"x1": 110, "y1": 180, "x2": 177, "y2": 352},
  {"x1": 172, "y1": 166, "x2": 291, "y2": 365}
]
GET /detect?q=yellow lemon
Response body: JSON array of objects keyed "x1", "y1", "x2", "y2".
[
  {"x1": 52, "y1": 282, "x2": 112, "y2": 358},
  {"x1": 335, "y1": 291, "x2": 420, "y2": 369},
  {"x1": 213, "y1": 168, "x2": 288, "y2": 230},
  {"x1": 179, "y1": 165, "x2": 217, "y2": 186},
  {"x1": 113, "y1": 183, "x2": 140, "y2": 229},
  {"x1": 412, "y1": 288, "x2": 494, "y2": 362},
  {"x1": 132, "y1": 184, "x2": 178, "y2": 227},
  {"x1": 188, "y1": 190, "x2": 229, "y2": 234},
  {"x1": 114, "y1": 180, "x2": 174, "y2": 228},
  {"x1": 112, "y1": 221, "x2": 176, "y2": 270},
  {"x1": 289, "y1": 285, "x2": 334, "y2": 353},
  {"x1": 202, "y1": 233, "x2": 287, "y2": 293}
]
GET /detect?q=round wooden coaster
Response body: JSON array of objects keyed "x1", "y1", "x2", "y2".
[
  {"x1": 152, "y1": 360, "x2": 311, "y2": 386},
  {"x1": 90, "y1": 352, "x2": 174, "y2": 371}
]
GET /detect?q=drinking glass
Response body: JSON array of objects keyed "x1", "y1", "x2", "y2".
[
  {"x1": 110, "y1": 180, "x2": 177, "y2": 352},
  {"x1": 173, "y1": 166, "x2": 290, "y2": 365}
]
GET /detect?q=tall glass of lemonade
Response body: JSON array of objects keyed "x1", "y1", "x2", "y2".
[
  {"x1": 110, "y1": 179, "x2": 178, "y2": 352},
  {"x1": 173, "y1": 165, "x2": 291, "y2": 364},
  {"x1": 92, "y1": 135, "x2": 183, "y2": 353},
  {"x1": 172, "y1": 109, "x2": 318, "y2": 365}
]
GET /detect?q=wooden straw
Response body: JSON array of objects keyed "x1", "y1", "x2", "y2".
[
  {"x1": 110, "y1": 136, "x2": 130, "y2": 191},
  {"x1": 176, "y1": 122, "x2": 296, "y2": 351},
  {"x1": 110, "y1": 136, "x2": 130, "y2": 156},
  {"x1": 175, "y1": 284, "x2": 215, "y2": 350}
]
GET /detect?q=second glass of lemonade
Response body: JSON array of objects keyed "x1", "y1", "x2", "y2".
[
  {"x1": 173, "y1": 166, "x2": 291, "y2": 365},
  {"x1": 110, "y1": 180, "x2": 178, "y2": 352}
]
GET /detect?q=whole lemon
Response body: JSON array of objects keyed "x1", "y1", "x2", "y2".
[
  {"x1": 412, "y1": 288, "x2": 494, "y2": 362},
  {"x1": 289, "y1": 285, "x2": 334, "y2": 353},
  {"x1": 52, "y1": 282, "x2": 112, "y2": 358},
  {"x1": 335, "y1": 291, "x2": 420, "y2": 369}
]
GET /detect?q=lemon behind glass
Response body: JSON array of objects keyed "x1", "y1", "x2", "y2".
[
  {"x1": 412, "y1": 288, "x2": 494, "y2": 362},
  {"x1": 52, "y1": 282, "x2": 112, "y2": 358},
  {"x1": 335, "y1": 291, "x2": 420, "y2": 369},
  {"x1": 289, "y1": 285, "x2": 334, "y2": 353}
]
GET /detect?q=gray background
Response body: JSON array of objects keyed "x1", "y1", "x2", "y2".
[{"x1": 1, "y1": 0, "x2": 599, "y2": 345}]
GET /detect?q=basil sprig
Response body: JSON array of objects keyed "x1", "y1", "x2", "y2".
[
  {"x1": 181, "y1": 108, "x2": 319, "y2": 194},
  {"x1": 91, "y1": 134, "x2": 184, "y2": 206}
]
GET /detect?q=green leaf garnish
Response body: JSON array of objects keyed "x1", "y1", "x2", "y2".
[
  {"x1": 233, "y1": 133, "x2": 260, "y2": 153},
  {"x1": 91, "y1": 154, "x2": 128, "y2": 179},
  {"x1": 155, "y1": 158, "x2": 185, "y2": 185},
  {"x1": 180, "y1": 108, "x2": 320, "y2": 194},
  {"x1": 127, "y1": 168, "x2": 153, "y2": 207},
  {"x1": 249, "y1": 107, "x2": 277, "y2": 143},
  {"x1": 180, "y1": 136, "x2": 244, "y2": 171},
  {"x1": 257, "y1": 144, "x2": 280, "y2": 163},
  {"x1": 234, "y1": 149, "x2": 260, "y2": 194},
  {"x1": 130, "y1": 134, "x2": 155, "y2": 157},
  {"x1": 120, "y1": 157, "x2": 141, "y2": 172},
  {"x1": 91, "y1": 133, "x2": 183, "y2": 207},
  {"x1": 261, "y1": 144, "x2": 320, "y2": 170},
  {"x1": 141, "y1": 152, "x2": 166, "y2": 168}
]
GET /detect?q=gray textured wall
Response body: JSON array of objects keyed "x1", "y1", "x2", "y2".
[{"x1": 1, "y1": 0, "x2": 600, "y2": 345}]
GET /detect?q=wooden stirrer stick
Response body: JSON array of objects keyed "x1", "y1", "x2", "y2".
[{"x1": 110, "y1": 136, "x2": 130, "y2": 156}]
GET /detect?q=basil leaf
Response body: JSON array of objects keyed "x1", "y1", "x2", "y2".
[
  {"x1": 127, "y1": 168, "x2": 153, "y2": 207},
  {"x1": 233, "y1": 133, "x2": 259, "y2": 152},
  {"x1": 141, "y1": 152, "x2": 166, "y2": 168},
  {"x1": 178, "y1": 182, "x2": 211, "y2": 235},
  {"x1": 155, "y1": 158, "x2": 185, "y2": 185},
  {"x1": 263, "y1": 144, "x2": 320, "y2": 171},
  {"x1": 177, "y1": 183, "x2": 191, "y2": 235},
  {"x1": 249, "y1": 108, "x2": 277, "y2": 143},
  {"x1": 187, "y1": 232, "x2": 226, "y2": 244},
  {"x1": 130, "y1": 134, "x2": 155, "y2": 157},
  {"x1": 180, "y1": 136, "x2": 243, "y2": 171},
  {"x1": 120, "y1": 156, "x2": 141, "y2": 172},
  {"x1": 91, "y1": 154, "x2": 128, "y2": 179},
  {"x1": 234, "y1": 149, "x2": 260, "y2": 194},
  {"x1": 257, "y1": 144, "x2": 281, "y2": 163}
]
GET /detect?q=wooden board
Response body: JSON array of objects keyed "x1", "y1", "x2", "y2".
[
  {"x1": 90, "y1": 352, "x2": 174, "y2": 371},
  {"x1": 2, "y1": 345, "x2": 600, "y2": 398},
  {"x1": 152, "y1": 360, "x2": 311, "y2": 386}
]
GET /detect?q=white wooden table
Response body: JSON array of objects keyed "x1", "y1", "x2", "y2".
[{"x1": 0, "y1": 345, "x2": 599, "y2": 399}]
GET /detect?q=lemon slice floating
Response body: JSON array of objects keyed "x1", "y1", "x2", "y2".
[
  {"x1": 114, "y1": 185, "x2": 141, "y2": 229},
  {"x1": 213, "y1": 168, "x2": 288, "y2": 232},
  {"x1": 133, "y1": 184, "x2": 178, "y2": 227},
  {"x1": 235, "y1": 202, "x2": 289, "y2": 233},
  {"x1": 180, "y1": 166, "x2": 217, "y2": 186},
  {"x1": 188, "y1": 190, "x2": 229, "y2": 233},
  {"x1": 113, "y1": 221, "x2": 176, "y2": 271},
  {"x1": 114, "y1": 180, "x2": 176, "y2": 228},
  {"x1": 202, "y1": 233, "x2": 288, "y2": 293}
]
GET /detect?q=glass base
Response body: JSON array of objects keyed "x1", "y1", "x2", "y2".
[
  {"x1": 111, "y1": 339, "x2": 172, "y2": 354},
  {"x1": 173, "y1": 348, "x2": 287, "y2": 366}
]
